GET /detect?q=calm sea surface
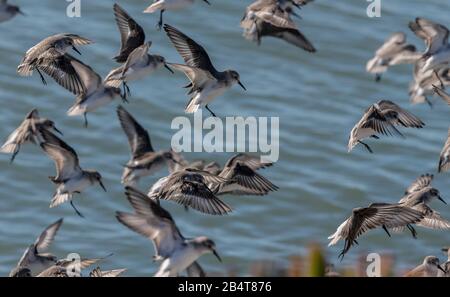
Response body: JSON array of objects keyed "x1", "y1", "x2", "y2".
[{"x1": 1, "y1": 0, "x2": 450, "y2": 276}]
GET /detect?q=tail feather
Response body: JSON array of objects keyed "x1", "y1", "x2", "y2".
[
  {"x1": 50, "y1": 192, "x2": 72, "y2": 208},
  {"x1": 17, "y1": 64, "x2": 34, "y2": 76},
  {"x1": 0, "y1": 143, "x2": 18, "y2": 154},
  {"x1": 143, "y1": 1, "x2": 164, "y2": 13},
  {"x1": 185, "y1": 98, "x2": 200, "y2": 113}
]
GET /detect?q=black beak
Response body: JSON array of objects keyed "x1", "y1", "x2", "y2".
[
  {"x1": 212, "y1": 249, "x2": 222, "y2": 262},
  {"x1": 169, "y1": 156, "x2": 181, "y2": 165},
  {"x1": 438, "y1": 264, "x2": 446, "y2": 273},
  {"x1": 164, "y1": 63, "x2": 174, "y2": 74},
  {"x1": 53, "y1": 126, "x2": 63, "y2": 136},
  {"x1": 203, "y1": 0, "x2": 211, "y2": 5},
  {"x1": 290, "y1": 10, "x2": 302, "y2": 19},
  {"x1": 72, "y1": 46, "x2": 82, "y2": 55},
  {"x1": 99, "y1": 179, "x2": 107, "y2": 192},
  {"x1": 438, "y1": 195, "x2": 447, "y2": 204},
  {"x1": 238, "y1": 80, "x2": 246, "y2": 91},
  {"x1": 18, "y1": 9, "x2": 25, "y2": 16}
]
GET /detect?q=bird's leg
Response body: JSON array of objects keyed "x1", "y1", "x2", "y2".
[
  {"x1": 205, "y1": 105, "x2": 217, "y2": 117},
  {"x1": 10, "y1": 147, "x2": 19, "y2": 164},
  {"x1": 83, "y1": 113, "x2": 88, "y2": 128},
  {"x1": 184, "y1": 205, "x2": 189, "y2": 212},
  {"x1": 407, "y1": 224, "x2": 417, "y2": 239},
  {"x1": 434, "y1": 70, "x2": 445, "y2": 89},
  {"x1": 358, "y1": 140, "x2": 373, "y2": 153},
  {"x1": 124, "y1": 82, "x2": 131, "y2": 101},
  {"x1": 157, "y1": 10, "x2": 165, "y2": 31},
  {"x1": 375, "y1": 74, "x2": 382, "y2": 82},
  {"x1": 36, "y1": 68, "x2": 47, "y2": 85},
  {"x1": 382, "y1": 225, "x2": 391, "y2": 237},
  {"x1": 424, "y1": 96, "x2": 433, "y2": 108},
  {"x1": 70, "y1": 200, "x2": 85, "y2": 218}
]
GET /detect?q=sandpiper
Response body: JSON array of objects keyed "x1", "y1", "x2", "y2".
[
  {"x1": 148, "y1": 168, "x2": 232, "y2": 215},
  {"x1": 112, "y1": 3, "x2": 146, "y2": 63},
  {"x1": 409, "y1": 18, "x2": 450, "y2": 72},
  {"x1": 39, "y1": 130, "x2": 106, "y2": 217},
  {"x1": 105, "y1": 42, "x2": 173, "y2": 99},
  {"x1": 404, "y1": 256, "x2": 446, "y2": 277},
  {"x1": 0, "y1": 0, "x2": 23, "y2": 23},
  {"x1": 89, "y1": 266, "x2": 127, "y2": 277},
  {"x1": 437, "y1": 127, "x2": 450, "y2": 173},
  {"x1": 17, "y1": 33, "x2": 92, "y2": 94},
  {"x1": 212, "y1": 153, "x2": 278, "y2": 196},
  {"x1": 348, "y1": 100, "x2": 425, "y2": 153},
  {"x1": 143, "y1": 0, "x2": 211, "y2": 30},
  {"x1": 438, "y1": 247, "x2": 450, "y2": 277},
  {"x1": 398, "y1": 185, "x2": 450, "y2": 231},
  {"x1": 366, "y1": 32, "x2": 420, "y2": 82},
  {"x1": 116, "y1": 187, "x2": 221, "y2": 276},
  {"x1": 1, "y1": 109, "x2": 62, "y2": 163},
  {"x1": 164, "y1": 24, "x2": 246, "y2": 117},
  {"x1": 410, "y1": 64, "x2": 450, "y2": 106},
  {"x1": 328, "y1": 203, "x2": 424, "y2": 259},
  {"x1": 241, "y1": 0, "x2": 316, "y2": 52},
  {"x1": 117, "y1": 105, "x2": 177, "y2": 186},
  {"x1": 9, "y1": 218, "x2": 63, "y2": 277}
]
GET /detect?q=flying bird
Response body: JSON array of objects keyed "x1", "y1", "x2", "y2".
[
  {"x1": 116, "y1": 187, "x2": 221, "y2": 276},
  {"x1": 164, "y1": 24, "x2": 246, "y2": 117},
  {"x1": 348, "y1": 100, "x2": 425, "y2": 153},
  {"x1": 1, "y1": 109, "x2": 62, "y2": 163},
  {"x1": 17, "y1": 33, "x2": 92, "y2": 94},
  {"x1": 39, "y1": 130, "x2": 106, "y2": 217},
  {"x1": 0, "y1": 0, "x2": 24, "y2": 23}
]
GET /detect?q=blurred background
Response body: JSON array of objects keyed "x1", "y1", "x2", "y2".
[{"x1": 0, "y1": 0, "x2": 449, "y2": 276}]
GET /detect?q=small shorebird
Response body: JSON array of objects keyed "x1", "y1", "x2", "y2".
[
  {"x1": 9, "y1": 218, "x2": 63, "y2": 276},
  {"x1": 36, "y1": 254, "x2": 110, "y2": 277},
  {"x1": 39, "y1": 130, "x2": 106, "y2": 217},
  {"x1": 116, "y1": 187, "x2": 221, "y2": 276},
  {"x1": 0, "y1": 0, "x2": 24, "y2": 23},
  {"x1": 105, "y1": 42, "x2": 173, "y2": 99},
  {"x1": 404, "y1": 256, "x2": 446, "y2": 277},
  {"x1": 17, "y1": 33, "x2": 92, "y2": 94},
  {"x1": 348, "y1": 100, "x2": 425, "y2": 153},
  {"x1": 65, "y1": 56, "x2": 124, "y2": 127},
  {"x1": 398, "y1": 184, "x2": 450, "y2": 231},
  {"x1": 89, "y1": 266, "x2": 127, "y2": 277},
  {"x1": 211, "y1": 153, "x2": 278, "y2": 196},
  {"x1": 1, "y1": 109, "x2": 62, "y2": 163},
  {"x1": 409, "y1": 18, "x2": 450, "y2": 72},
  {"x1": 143, "y1": 0, "x2": 211, "y2": 30},
  {"x1": 164, "y1": 24, "x2": 246, "y2": 116},
  {"x1": 148, "y1": 168, "x2": 232, "y2": 215},
  {"x1": 241, "y1": 0, "x2": 316, "y2": 52},
  {"x1": 112, "y1": 3, "x2": 146, "y2": 63},
  {"x1": 438, "y1": 247, "x2": 450, "y2": 277},
  {"x1": 366, "y1": 32, "x2": 420, "y2": 82},
  {"x1": 107, "y1": 4, "x2": 174, "y2": 98},
  {"x1": 409, "y1": 64, "x2": 450, "y2": 106},
  {"x1": 117, "y1": 105, "x2": 177, "y2": 186},
  {"x1": 436, "y1": 126, "x2": 450, "y2": 173},
  {"x1": 328, "y1": 203, "x2": 424, "y2": 259}
]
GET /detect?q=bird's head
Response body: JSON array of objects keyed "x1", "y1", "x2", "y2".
[
  {"x1": 193, "y1": 237, "x2": 222, "y2": 262},
  {"x1": 87, "y1": 171, "x2": 107, "y2": 192},
  {"x1": 226, "y1": 70, "x2": 246, "y2": 90}
]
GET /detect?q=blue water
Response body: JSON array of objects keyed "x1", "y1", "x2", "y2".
[{"x1": 0, "y1": 0, "x2": 449, "y2": 276}]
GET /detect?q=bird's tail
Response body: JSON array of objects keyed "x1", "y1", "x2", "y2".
[
  {"x1": 50, "y1": 192, "x2": 72, "y2": 208},
  {"x1": 143, "y1": 1, "x2": 164, "y2": 13},
  {"x1": 185, "y1": 98, "x2": 200, "y2": 113},
  {"x1": 0, "y1": 142, "x2": 18, "y2": 154}
]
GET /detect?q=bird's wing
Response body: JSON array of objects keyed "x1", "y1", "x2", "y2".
[
  {"x1": 409, "y1": 18, "x2": 449, "y2": 54},
  {"x1": 164, "y1": 24, "x2": 219, "y2": 76},
  {"x1": 376, "y1": 100, "x2": 425, "y2": 128},
  {"x1": 224, "y1": 153, "x2": 273, "y2": 170},
  {"x1": 404, "y1": 173, "x2": 434, "y2": 195},
  {"x1": 117, "y1": 187, "x2": 184, "y2": 258},
  {"x1": 117, "y1": 105, "x2": 153, "y2": 159},
  {"x1": 439, "y1": 128, "x2": 450, "y2": 173},
  {"x1": 40, "y1": 130, "x2": 81, "y2": 181},
  {"x1": 34, "y1": 218, "x2": 63, "y2": 253},
  {"x1": 121, "y1": 42, "x2": 151, "y2": 75},
  {"x1": 415, "y1": 203, "x2": 450, "y2": 230},
  {"x1": 255, "y1": 4, "x2": 297, "y2": 30},
  {"x1": 375, "y1": 32, "x2": 407, "y2": 59},
  {"x1": 169, "y1": 63, "x2": 216, "y2": 88},
  {"x1": 70, "y1": 55, "x2": 102, "y2": 95},
  {"x1": 38, "y1": 52, "x2": 86, "y2": 95},
  {"x1": 433, "y1": 84, "x2": 450, "y2": 105},
  {"x1": 113, "y1": 3, "x2": 146, "y2": 62}
]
